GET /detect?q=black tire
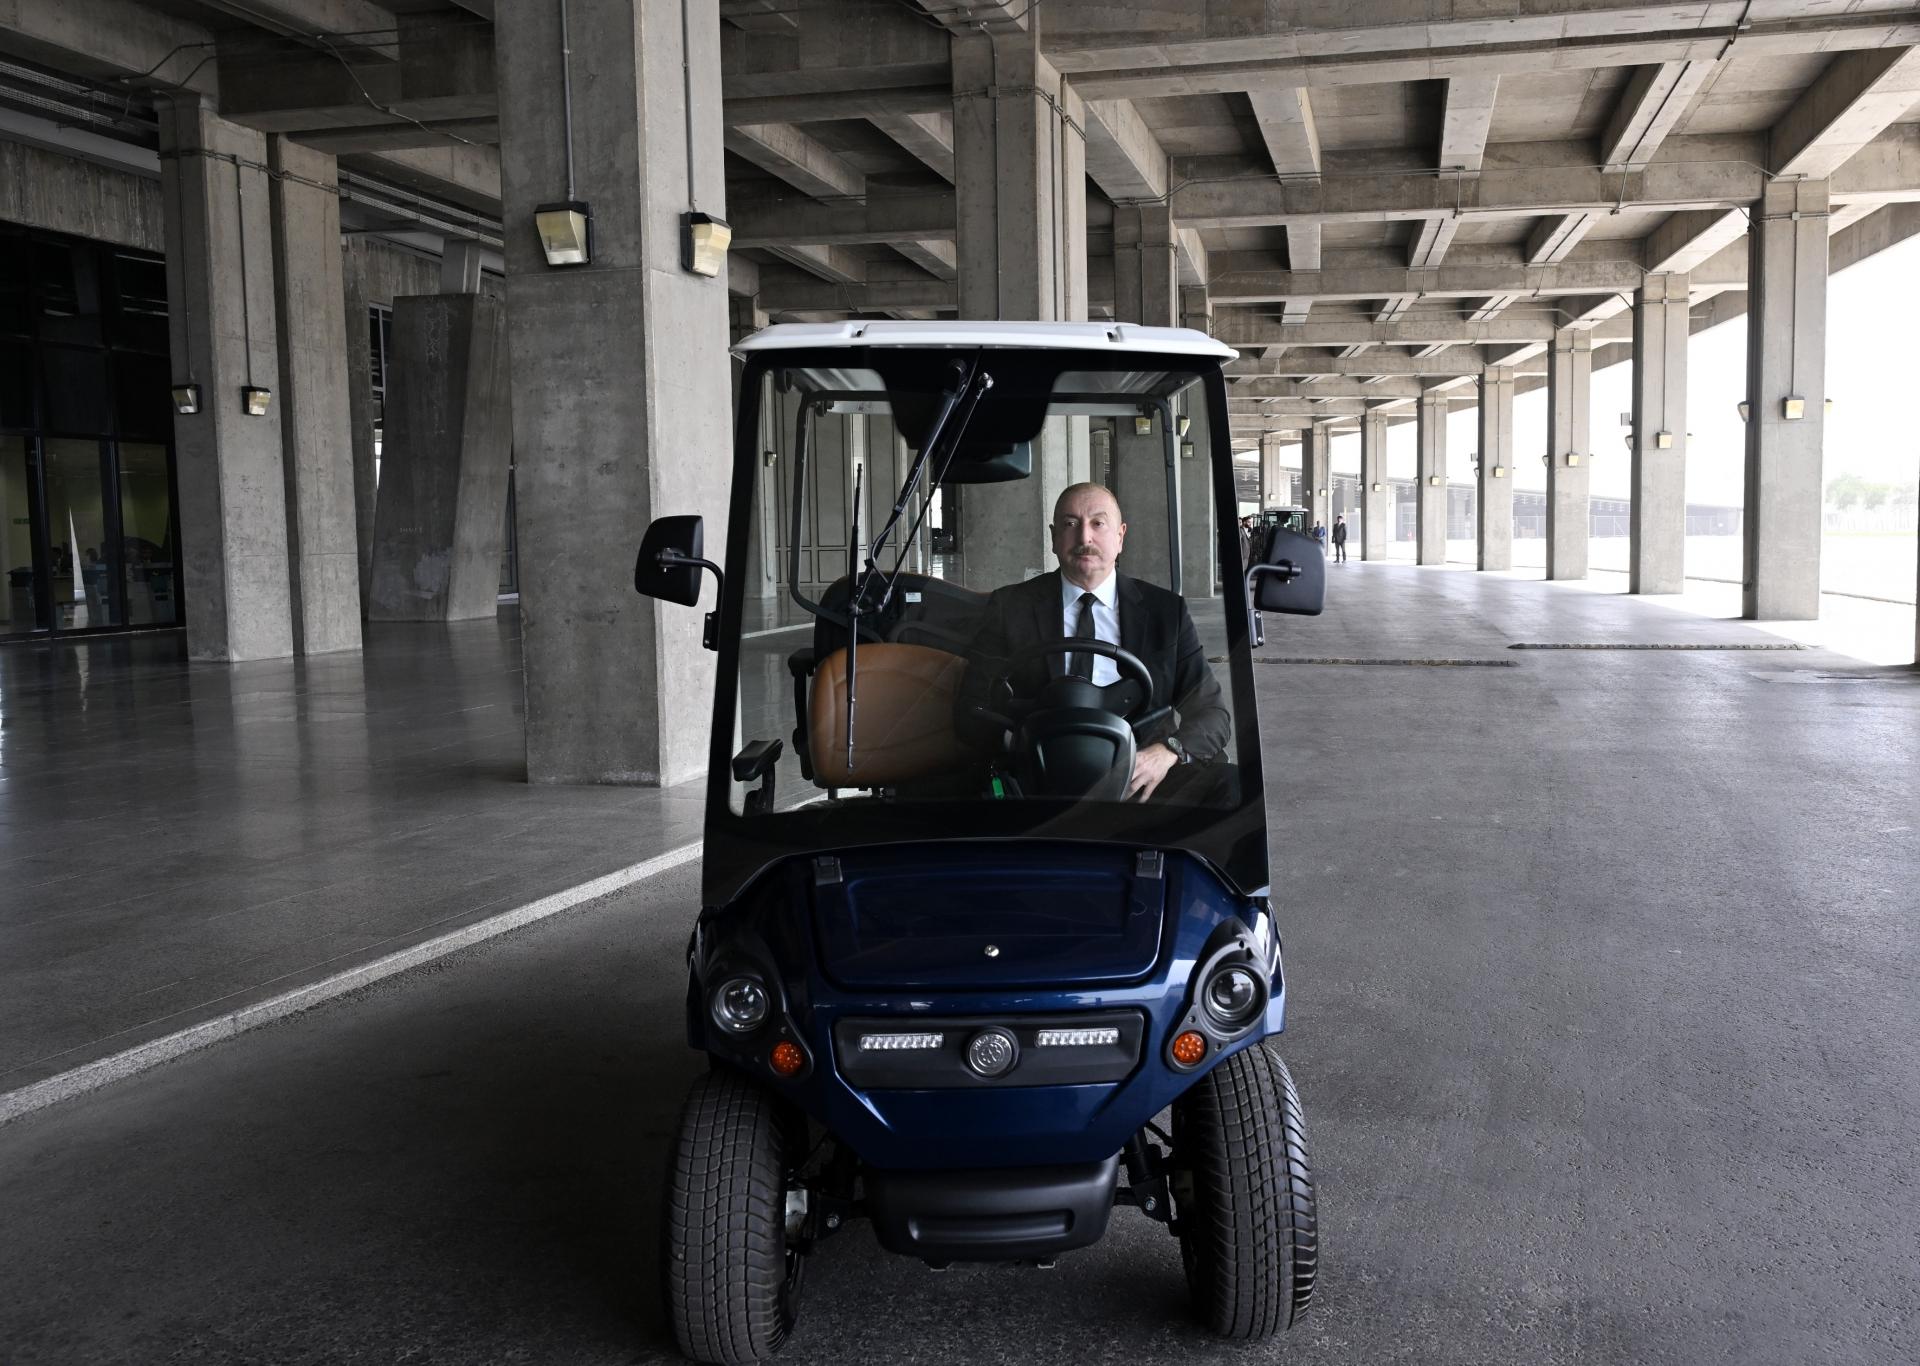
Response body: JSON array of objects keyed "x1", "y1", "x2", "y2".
[
  {"x1": 1172, "y1": 1042, "x2": 1318, "y2": 1338},
  {"x1": 663, "y1": 1068, "x2": 805, "y2": 1365}
]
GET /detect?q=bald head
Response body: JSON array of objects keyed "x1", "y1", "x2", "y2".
[{"x1": 1052, "y1": 482, "x2": 1127, "y2": 590}]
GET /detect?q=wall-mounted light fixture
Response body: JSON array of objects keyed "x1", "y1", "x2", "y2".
[
  {"x1": 1371, "y1": 482, "x2": 1382, "y2": 492},
  {"x1": 1428, "y1": 474, "x2": 1441, "y2": 486},
  {"x1": 762, "y1": 449, "x2": 778, "y2": 467},
  {"x1": 1619, "y1": 411, "x2": 1632, "y2": 427},
  {"x1": 1133, "y1": 415, "x2": 1154, "y2": 435},
  {"x1": 1736, "y1": 400, "x2": 1750, "y2": 421},
  {"x1": 1655, "y1": 430, "x2": 1673, "y2": 449},
  {"x1": 1824, "y1": 397, "x2": 1834, "y2": 416},
  {"x1": 1491, "y1": 464, "x2": 1506, "y2": 478},
  {"x1": 682, "y1": 211, "x2": 731, "y2": 277},
  {"x1": 1176, "y1": 415, "x2": 1191, "y2": 437},
  {"x1": 1781, "y1": 396, "x2": 1806, "y2": 421},
  {"x1": 535, "y1": 201, "x2": 592, "y2": 266},
  {"x1": 1566, "y1": 453, "x2": 1581, "y2": 467},
  {"x1": 170, "y1": 384, "x2": 201, "y2": 415},
  {"x1": 242, "y1": 385, "x2": 272, "y2": 417},
  {"x1": 1180, "y1": 440, "x2": 1195, "y2": 459}
]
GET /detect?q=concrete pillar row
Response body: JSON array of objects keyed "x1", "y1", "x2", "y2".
[
  {"x1": 1416, "y1": 392, "x2": 1447, "y2": 565},
  {"x1": 266, "y1": 136, "x2": 362, "y2": 656},
  {"x1": 951, "y1": 25, "x2": 1089, "y2": 591},
  {"x1": 1360, "y1": 410, "x2": 1390, "y2": 560},
  {"x1": 1258, "y1": 432, "x2": 1286, "y2": 509},
  {"x1": 496, "y1": 0, "x2": 734, "y2": 785},
  {"x1": 1546, "y1": 327, "x2": 1593, "y2": 580},
  {"x1": 1305, "y1": 423, "x2": 1331, "y2": 533},
  {"x1": 1180, "y1": 286, "x2": 1212, "y2": 336},
  {"x1": 1476, "y1": 367, "x2": 1515, "y2": 572},
  {"x1": 159, "y1": 97, "x2": 295, "y2": 663},
  {"x1": 1630, "y1": 271, "x2": 1690, "y2": 594},
  {"x1": 1112, "y1": 204, "x2": 1178, "y2": 328},
  {"x1": 1743, "y1": 179, "x2": 1829, "y2": 622}
]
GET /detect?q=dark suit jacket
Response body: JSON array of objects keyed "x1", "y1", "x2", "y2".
[{"x1": 955, "y1": 570, "x2": 1233, "y2": 762}]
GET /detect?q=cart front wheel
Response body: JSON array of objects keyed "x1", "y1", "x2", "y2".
[
  {"x1": 1172, "y1": 1042, "x2": 1318, "y2": 1338},
  {"x1": 663, "y1": 1068, "x2": 805, "y2": 1365}
]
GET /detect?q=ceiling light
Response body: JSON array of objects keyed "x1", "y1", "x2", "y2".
[
  {"x1": 681, "y1": 211, "x2": 731, "y2": 277},
  {"x1": 242, "y1": 385, "x2": 272, "y2": 417},
  {"x1": 170, "y1": 384, "x2": 200, "y2": 415},
  {"x1": 534, "y1": 200, "x2": 592, "y2": 266}
]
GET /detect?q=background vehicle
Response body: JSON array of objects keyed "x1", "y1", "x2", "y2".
[{"x1": 635, "y1": 321, "x2": 1325, "y2": 1365}]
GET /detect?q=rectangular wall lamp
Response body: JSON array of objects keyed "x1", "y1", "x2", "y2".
[
  {"x1": 1655, "y1": 430, "x2": 1673, "y2": 449},
  {"x1": 1782, "y1": 396, "x2": 1806, "y2": 420},
  {"x1": 682, "y1": 211, "x2": 731, "y2": 277},
  {"x1": 170, "y1": 384, "x2": 201, "y2": 415},
  {"x1": 1566, "y1": 453, "x2": 1581, "y2": 467},
  {"x1": 1133, "y1": 415, "x2": 1154, "y2": 435},
  {"x1": 1491, "y1": 464, "x2": 1505, "y2": 478},
  {"x1": 1428, "y1": 475, "x2": 1441, "y2": 486},
  {"x1": 242, "y1": 385, "x2": 272, "y2": 416},
  {"x1": 1370, "y1": 482, "x2": 1382, "y2": 492},
  {"x1": 535, "y1": 201, "x2": 592, "y2": 266},
  {"x1": 1180, "y1": 440, "x2": 1195, "y2": 459}
]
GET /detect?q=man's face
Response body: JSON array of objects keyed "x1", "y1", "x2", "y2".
[{"x1": 1052, "y1": 488, "x2": 1126, "y2": 588}]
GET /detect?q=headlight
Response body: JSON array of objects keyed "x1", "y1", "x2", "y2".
[
  {"x1": 711, "y1": 975, "x2": 771, "y2": 1034},
  {"x1": 1201, "y1": 964, "x2": 1264, "y2": 1029}
]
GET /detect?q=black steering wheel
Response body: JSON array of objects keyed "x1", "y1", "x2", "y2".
[
  {"x1": 979, "y1": 640, "x2": 1173, "y2": 801},
  {"x1": 988, "y1": 639, "x2": 1155, "y2": 720}
]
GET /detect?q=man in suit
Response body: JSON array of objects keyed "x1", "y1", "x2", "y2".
[{"x1": 955, "y1": 482, "x2": 1233, "y2": 802}]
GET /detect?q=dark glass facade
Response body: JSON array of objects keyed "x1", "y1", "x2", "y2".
[{"x1": 1, "y1": 221, "x2": 182, "y2": 641}]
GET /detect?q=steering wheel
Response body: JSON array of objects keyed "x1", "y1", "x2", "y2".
[{"x1": 988, "y1": 639, "x2": 1155, "y2": 720}]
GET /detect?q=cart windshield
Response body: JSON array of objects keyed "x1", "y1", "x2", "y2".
[{"x1": 710, "y1": 347, "x2": 1267, "y2": 896}]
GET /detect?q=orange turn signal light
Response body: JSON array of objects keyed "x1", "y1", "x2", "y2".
[
  {"x1": 1171, "y1": 1031, "x2": 1208, "y2": 1067},
  {"x1": 769, "y1": 1040, "x2": 806, "y2": 1077}
]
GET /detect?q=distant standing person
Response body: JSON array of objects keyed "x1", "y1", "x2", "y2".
[
  {"x1": 1331, "y1": 515, "x2": 1348, "y2": 562},
  {"x1": 1311, "y1": 521, "x2": 1327, "y2": 554},
  {"x1": 1237, "y1": 514, "x2": 1253, "y2": 568}
]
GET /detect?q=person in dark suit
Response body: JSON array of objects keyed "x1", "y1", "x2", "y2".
[{"x1": 955, "y1": 482, "x2": 1233, "y2": 802}]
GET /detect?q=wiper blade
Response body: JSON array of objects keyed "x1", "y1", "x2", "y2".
[{"x1": 871, "y1": 366, "x2": 994, "y2": 611}]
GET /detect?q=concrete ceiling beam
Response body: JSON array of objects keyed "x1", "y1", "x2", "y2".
[
  {"x1": 1206, "y1": 259, "x2": 1735, "y2": 305},
  {"x1": 1440, "y1": 77, "x2": 1498, "y2": 174},
  {"x1": 1525, "y1": 211, "x2": 1602, "y2": 265},
  {"x1": 723, "y1": 82, "x2": 951, "y2": 125},
  {"x1": 721, "y1": 0, "x2": 801, "y2": 33},
  {"x1": 1043, "y1": 4, "x2": 1920, "y2": 98},
  {"x1": 730, "y1": 191, "x2": 956, "y2": 247},
  {"x1": 289, "y1": 119, "x2": 499, "y2": 155},
  {"x1": 0, "y1": 0, "x2": 219, "y2": 95},
  {"x1": 1177, "y1": 227, "x2": 1208, "y2": 289},
  {"x1": 1772, "y1": 46, "x2": 1920, "y2": 179},
  {"x1": 868, "y1": 111, "x2": 954, "y2": 181},
  {"x1": 759, "y1": 274, "x2": 955, "y2": 312},
  {"x1": 891, "y1": 239, "x2": 957, "y2": 280},
  {"x1": 1643, "y1": 207, "x2": 1747, "y2": 274},
  {"x1": 346, "y1": 144, "x2": 502, "y2": 215},
  {"x1": 762, "y1": 243, "x2": 867, "y2": 285},
  {"x1": 1602, "y1": 60, "x2": 1717, "y2": 171},
  {"x1": 1083, "y1": 98, "x2": 1170, "y2": 203},
  {"x1": 1214, "y1": 314, "x2": 1555, "y2": 348},
  {"x1": 1249, "y1": 86, "x2": 1321, "y2": 179},
  {"x1": 1232, "y1": 378, "x2": 1451, "y2": 399},
  {"x1": 726, "y1": 122, "x2": 867, "y2": 201}
]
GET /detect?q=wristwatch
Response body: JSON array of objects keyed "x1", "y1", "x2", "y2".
[{"x1": 1164, "y1": 735, "x2": 1193, "y2": 765}]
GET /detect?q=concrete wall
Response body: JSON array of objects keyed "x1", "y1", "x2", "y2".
[{"x1": 0, "y1": 137, "x2": 162, "y2": 251}]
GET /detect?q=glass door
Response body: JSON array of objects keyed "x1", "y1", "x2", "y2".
[
  {"x1": 1, "y1": 432, "x2": 47, "y2": 636},
  {"x1": 116, "y1": 441, "x2": 177, "y2": 626}
]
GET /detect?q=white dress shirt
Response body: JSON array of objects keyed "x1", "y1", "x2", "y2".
[{"x1": 1059, "y1": 570, "x2": 1121, "y2": 685}]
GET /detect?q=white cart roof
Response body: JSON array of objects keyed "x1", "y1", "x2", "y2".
[{"x1": 733, "y1": 320, "x2": 1236, "y2": 360}]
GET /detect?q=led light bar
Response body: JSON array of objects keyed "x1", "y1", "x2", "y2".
[
  {"x1": 1034, "y1": 1028, "x2": 1121, "y2": 1048},
  {"x1": 858, "y1": 1032, "x2": 945, "y2": 1051}
]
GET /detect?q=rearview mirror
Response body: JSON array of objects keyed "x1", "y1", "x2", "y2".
[
  {"x1": 1250, "y1": 527, "x2": 1325, "y2": 616},
  {"x1": 635, "y1": 514, "x2": 711, "y2": 606}
]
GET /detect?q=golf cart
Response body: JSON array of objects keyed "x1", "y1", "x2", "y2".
[{"x1": 634, "y1": 321, "x2": 1326, "y2": 1364}]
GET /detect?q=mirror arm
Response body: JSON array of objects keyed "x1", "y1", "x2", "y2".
[
  {"x1": 1246, "y1": 560, "x2": 1302, "y2": 590},
  {"x1": 655, "y1": 550, "x2": 726, "y2": 650}
]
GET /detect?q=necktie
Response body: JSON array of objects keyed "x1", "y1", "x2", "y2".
[{"x1": 1071, "y1": 591, "x2": 1098, "y2": 680}]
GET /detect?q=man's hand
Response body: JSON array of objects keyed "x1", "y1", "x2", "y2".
[{"x1": 1126, "y1": 742, "x2": 1179, "y2": 801}]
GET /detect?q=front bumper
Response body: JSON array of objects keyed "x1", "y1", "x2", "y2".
[{"x1": 865, "y1": 1155, "x2": 1121, "y2": 1263}]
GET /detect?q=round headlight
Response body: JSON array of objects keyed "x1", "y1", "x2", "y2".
[
  {"x1": 711, "y1": 975, "x2": 770, "y2": 1034},
  {"x1": 1202, "y1": 965, "x2": 1263, "y2": 1028}
]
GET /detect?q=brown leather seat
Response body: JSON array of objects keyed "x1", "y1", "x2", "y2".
[{"x1": 809, "y1": 643, "x2": 968, "y2": 788}]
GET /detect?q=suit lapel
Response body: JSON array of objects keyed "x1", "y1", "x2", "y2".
[
  {"x1": 1034, "y1": 571, "x2": 1066, "y2": 679},
  {"x1": 1116, "y1": 574, "x2": 1147, "y2": 659}
]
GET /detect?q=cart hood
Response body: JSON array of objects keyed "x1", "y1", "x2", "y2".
[{"x1": 811, "y1": 844, "x2": 1166, "y2": 991}]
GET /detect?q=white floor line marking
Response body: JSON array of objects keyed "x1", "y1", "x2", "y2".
[{"x1": 0, "y1": 840, "x2": 703, "y2": 1127}]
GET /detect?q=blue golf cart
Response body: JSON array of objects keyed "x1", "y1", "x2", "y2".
[{"x1": 634, "y1": 321, "x2": 1326, "y2": 1364}]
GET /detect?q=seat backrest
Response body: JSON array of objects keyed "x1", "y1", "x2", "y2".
[{"x1": 809, "y1": 643, "x2": 967, "y2": 788}]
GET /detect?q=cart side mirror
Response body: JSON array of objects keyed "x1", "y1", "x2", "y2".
[
  {"x1": 1249, "y1": 528, "x2": 1325, "y2": 616},
  {"x1": 635, "y1": 514, "x2": 717, "y2": 606}
]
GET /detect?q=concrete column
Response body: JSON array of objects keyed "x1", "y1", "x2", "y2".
[
  {"x1": 1179, "y1": 395, "x2": 1216, "y2": 595},
  {"x1": 367, "y1": 293, "x2": 511, "y2": 621},
  {"x1": 1180, "y1": 286, "x2": 1212, "y2": 335},
  {"x1": 496, "y1": 0, "x2": 733, "y2": 784},
  {"x1": 440, "y1": 238, "x2": 484, "y2": 294},
  {"x1": 1360, "y1": 409, "x2": 1390, "y2": 560},
  {"x1": 1305, "y1": 424, "x2": 1331, "y2": 530},
  {"x1": 952, "y1": 25, "x2": 1088, "y2": 591},
  {"x1": 1476, "y1": 367, "x2": 1515, "y2": 571},
  {"x1": 1113, "y1": 415, "x2": 1176, "y2": 591},
  {"x1": 158, "y1": 97, "x2": 294, "y2": 662},
  {"x1": 1416, "y1": 392, "x2": 1447, "y2": 565},
  {"x1": 266, "y1": 136, "x2": 361, "y2": 655},
  {"x1": 733, "y1": 296, "x2": 780, "y2": 604},
  {"x1": 1113, "y1": 205, "x2": 1177, "y2": 326},
  {"x1": 1546, "y1": 327, "x2": 1592, "y2": 580},
  {"x1": 1630, "y1": 271, "x2": 1689, "y2": 594},
  {"x1": 1259, "y1": 432, "x2": 1285, "y2": 508},
  {"x1": 1743, "y1": 180, "x2": 1829, "y2": 621}
]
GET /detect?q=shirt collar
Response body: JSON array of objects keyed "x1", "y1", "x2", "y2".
[{"x1": 1061, "y1": 568, "x2": 1118, "y2": 609}]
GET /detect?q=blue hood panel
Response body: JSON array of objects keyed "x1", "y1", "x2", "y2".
[{"x1": 813, "y1": 846, "x2": 1165, "y2": 991}]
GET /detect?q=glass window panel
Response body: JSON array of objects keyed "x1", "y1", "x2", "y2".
[
  {"x1": 1, "y1": 433, "x2": 46, "y2": 634},
  {"x1": 41, "y1": 346, "x2": 111, "y2": 435},
  {"x1": 34, "y1": 241, "x2": 104, "y2": 345},
  {"x1": 42, "y1": 437, "x2": 118, "y2": 630},
  {"x1": 0, "y1": 230, "x2": 28, "y2": 337},
  {"x1": 0, "y1": 341, "x2": 31, "y2": 429},
  {"x1": 112, "y1": 352, "x2": 173, "y2": 438},
  {"x1": 117, "y1": 441, "x2": 176, "y2": 627},
  {"x1": 110, "y1": 252, "x2": 170, "y2": 352}
]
